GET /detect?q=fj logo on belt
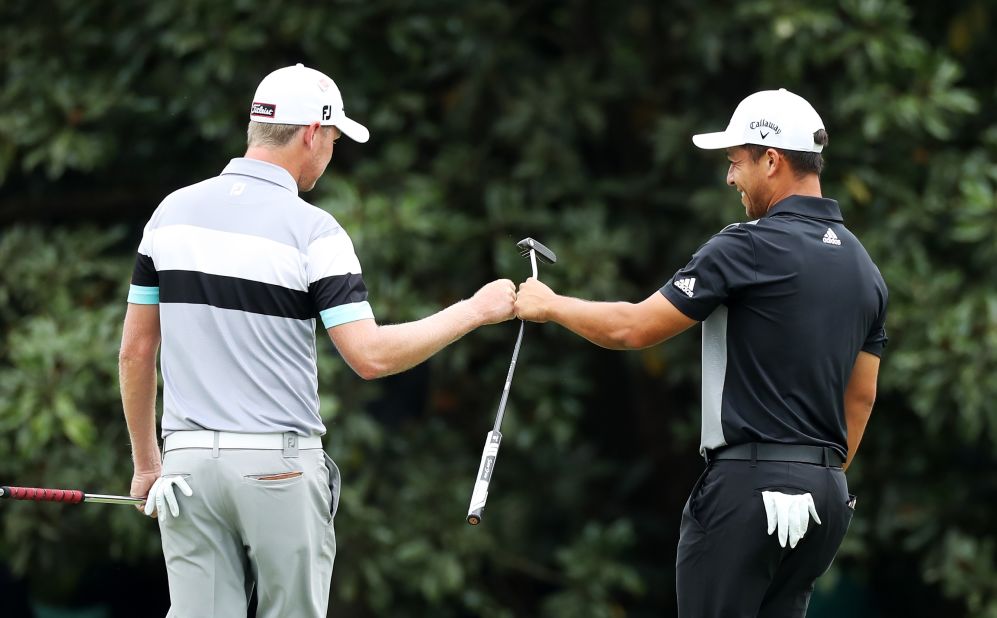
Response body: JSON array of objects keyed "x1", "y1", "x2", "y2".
[{"x1": 283, "y1": 433, "x2": 299, "y2": 457}]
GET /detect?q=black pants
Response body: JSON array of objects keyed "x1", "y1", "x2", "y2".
[{"x1": 676, "y1": 460, "x2": 854, "y2": 617}]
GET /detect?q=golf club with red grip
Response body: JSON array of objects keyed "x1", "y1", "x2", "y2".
[
  {"x1": 466, "y1": 237, "x2": 556, "y2": 526},
  {"x1": 0, "y1": 485, "x2": 143, "y2": 506}
]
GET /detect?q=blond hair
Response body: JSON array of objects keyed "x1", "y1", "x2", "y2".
[{"x1": 246, "y1": 121, "x2": 303, "y2": 148}]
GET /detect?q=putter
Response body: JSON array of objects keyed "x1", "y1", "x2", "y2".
[
  {"x1": 466, "y1": 237, "x2": 556, "y2": 526},
  {"x1": 0, "y1": 485, "x2": 143, "y2": 506}
]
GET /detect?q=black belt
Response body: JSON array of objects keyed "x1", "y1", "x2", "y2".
[{"x1": 705, "y1": 443, "x2": 844, "y2": 468}]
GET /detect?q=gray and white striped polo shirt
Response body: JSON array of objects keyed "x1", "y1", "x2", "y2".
[{"x1": 128, "y1": 157, "x2": 374, "y2": 437}]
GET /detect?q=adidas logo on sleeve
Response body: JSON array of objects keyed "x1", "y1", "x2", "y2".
[
  {"x1": 674, "y1": 277, "x2": 696, "y2": 297},
  {"x1": 822, "y1": 228, "x2": 841, "y2": 246}
]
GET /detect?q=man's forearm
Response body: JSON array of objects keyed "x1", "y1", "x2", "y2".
[
  {"x1": 842, "y1": 351, "x2": 880, "y2": 471},
  {"x1": 120, "y1": 355, "x2": 160, "y2": 472},
  {"x1": 331, "y1": 279, "x2": 516, "y2": 379},
  {"x1": 843, "y1": 399, "x2": 873, "y2": 471},
  {"x1": 363, "y1": 299, "x2": 484, "y2": 378},
  {"x1": 547, "y1": 296, "x2": 642, "y2": 350},
  {"x1": 515, "y1": 282, "x2": 696, "y2": 350}
]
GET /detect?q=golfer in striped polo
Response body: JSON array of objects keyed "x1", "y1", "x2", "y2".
[{"x1": 119, "y1": 64, "x2": 516, "y2": 617}]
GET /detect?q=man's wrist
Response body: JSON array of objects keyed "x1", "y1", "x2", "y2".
[
  {"x1": 544, "y1": 294, "x2": 565, "y2": 324},
  {"x1": 455, "y1": 298, "x2": 482, "y2": 329},
  {"x1": 132, "y1": 446, "x2": 162, "y2": 473},
  {"x1": 134, "y1": 463, "x2": 162, "y2": 475}
]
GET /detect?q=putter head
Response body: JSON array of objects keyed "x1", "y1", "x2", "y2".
[{"x1": 517, "y1": 237, "x2": 557, "y2": 264}]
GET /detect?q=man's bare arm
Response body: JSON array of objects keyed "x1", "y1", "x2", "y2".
[
  {"x1": 328, "y1": 279, "x2": 516, "y2": 380},
  {"x1": 515, "y1": 278, "x2": 697, "y2": 350},
  {"x1": 843, "y1": 351, "x2": 880, "y2": 471},
  {"x1": 120, "y1": 304, "x2": 162, "y2": 480}
]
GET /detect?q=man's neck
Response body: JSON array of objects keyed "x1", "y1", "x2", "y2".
[
  {"x1": 245, "y1": 147, "x2": 302, "y2": 184},
  {"x1": 765, "y1": 176, "x2": 822, "y2": 211}
]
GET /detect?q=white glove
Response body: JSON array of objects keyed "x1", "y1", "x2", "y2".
[
  {"x1": 144, "y1": 475, "x2": 193, "y2": 519},
  {"x1": 762, "y1": 491, "x2": 821, "y2": 548}
]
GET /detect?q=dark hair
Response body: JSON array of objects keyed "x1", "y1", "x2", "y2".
[{"x1": 745, "y1": 129, "x2": 828, "y2": 177}]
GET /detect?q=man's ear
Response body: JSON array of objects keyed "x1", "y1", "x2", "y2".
[
  {"x1": 302, "y1": 122, "x2": 322, "y2": 149},
  {"x1": 765, "y1": 148, "x2": 782, "y2": 178}
]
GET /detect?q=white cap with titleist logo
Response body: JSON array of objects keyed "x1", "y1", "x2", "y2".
[
  {"x1": 692, "y1": 88, "x2": 824, "y2": 153},
  {"x1": 250, "y1": 63, "x2": 370, "y2": 143}
]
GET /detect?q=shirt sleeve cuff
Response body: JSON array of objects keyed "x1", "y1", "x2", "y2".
[
  {"x1": 127, "y1": 285, "x2": 160, "y2": 304},
  {"x1": 320, "y1": 301, "x2": 374, "y2": 329},
  {"x1": 659, "y1": 286, "x2": 709, "y2": 321},
  {"x1": 860, "y1": 341, "x2": 886, "y2": 357}
]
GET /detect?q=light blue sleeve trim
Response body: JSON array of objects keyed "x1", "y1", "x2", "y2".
[
  {"x1": 320, "y1": 301, "x2": 374, "y2": 328},
  {"x1": 127, "y1": 285, "x2": 160, "y2": 304}
]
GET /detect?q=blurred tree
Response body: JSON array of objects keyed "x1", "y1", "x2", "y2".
[{"x1": 1, "y1": 0, "x2": 994, "y2": 616}]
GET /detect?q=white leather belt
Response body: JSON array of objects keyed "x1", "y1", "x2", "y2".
[{"x1": 163, "y1": 430, "x2": 322, "y2": 452}]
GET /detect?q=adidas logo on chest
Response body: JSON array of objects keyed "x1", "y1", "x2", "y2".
[{"x1": 822, "y1": 228, "x2": 841, "y2": 246}]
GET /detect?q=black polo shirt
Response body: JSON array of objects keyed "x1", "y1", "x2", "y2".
[{"x1": 660, "y1": 195, "x2": 888, "y2": 458}]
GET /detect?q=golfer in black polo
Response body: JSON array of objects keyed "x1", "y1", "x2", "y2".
[{"x1": 514, "y1": 88, "x2": 887, "y2": 617}]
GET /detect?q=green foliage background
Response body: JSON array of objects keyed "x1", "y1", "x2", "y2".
[{"x1": 1, "y1": 0, "x2": 995, "y2": 616}]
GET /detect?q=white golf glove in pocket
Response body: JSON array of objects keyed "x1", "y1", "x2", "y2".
[
  {"x1": 761, "y1": 491, "x2": 821, "y2": 548},
  {"x1": 144, "y1": 475, "x2": 193, "y2": 519}
]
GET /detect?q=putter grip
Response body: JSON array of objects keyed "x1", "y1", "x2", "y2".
[
  {"x1": 466, "y1": 431, "x2": 502, "y2": 525},
  {"x1": 0, "y1": 486, "x2": 84, "y2": 504}
]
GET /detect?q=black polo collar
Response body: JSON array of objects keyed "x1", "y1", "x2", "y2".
[{"x1": 765, "y1": 195, "x2": 843, "y2": 222}]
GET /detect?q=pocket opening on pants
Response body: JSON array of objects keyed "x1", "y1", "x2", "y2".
[{"x1": 245, "y1": 471, "x2": 304, "y2": 481}]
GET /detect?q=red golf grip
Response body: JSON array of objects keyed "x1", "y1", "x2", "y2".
[{"x1": 0, "y1": 486, "x2": 84, "y2": 504}]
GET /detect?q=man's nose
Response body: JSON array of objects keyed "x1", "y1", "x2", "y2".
[{"x1": 726, "y1": 166, "x2": 735, "y2": 186}]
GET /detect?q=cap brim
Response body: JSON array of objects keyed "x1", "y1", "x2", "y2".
[
  {"x1": 691, "y1": 131, "x2": 743, "y2": 150},
  {"x1": 336, "y1": 116, "x2": 369, "y2": 143}
]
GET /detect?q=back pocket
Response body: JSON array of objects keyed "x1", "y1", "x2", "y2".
[{"x1": 323, "y1": 452, "x2": 342, "y2": 521}]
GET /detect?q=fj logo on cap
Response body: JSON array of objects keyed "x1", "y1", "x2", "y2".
[
  {"x1": 322, "y1": 105, "x2": 332, "y2": 121},
  {"x1": 251, "y1": 102, "x2": 276, "y2": 118}
]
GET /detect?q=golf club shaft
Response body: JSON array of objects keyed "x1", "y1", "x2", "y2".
[
  {"x1": 0, "y1": 485, "x2": 143, "y2": 506},
  {"x1": 467, "y1": 248, "x2": 537, "y2": 525},
  {"x1": 493, "y1": 320, "x2": 525, "y2": 432},
  {"x1": 467, "y1": 320, "x2": 525, "y2": 525},
  {"x1": 84, "y1": 494, "x2": 145, "y2": 505}
]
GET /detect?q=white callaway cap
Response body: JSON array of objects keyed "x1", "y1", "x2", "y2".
[
  {"x1": 692, "y1": 88, "x2": 824, "y2": 153},
  {"x1": 250, "y1": 63, "x2": 370, "y2": 143}
]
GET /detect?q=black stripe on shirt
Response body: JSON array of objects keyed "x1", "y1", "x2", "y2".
[
  {"x1": 131, "y1": 253, "x2": 159, "y2": 286},
  {"x1": 159, "y1": 270, "x2": 313, "y2": 320},
  {"x1": 309, "y1": 273, "x2": 368, "y2": 311}
]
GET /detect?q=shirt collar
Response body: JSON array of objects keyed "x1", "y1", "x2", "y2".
[
  {"x1": 220, "y1": 157, "x2": 298, "y2": 195},
  {"x1": 764, "y1": 195, "x2": 843, "y2": 222}
]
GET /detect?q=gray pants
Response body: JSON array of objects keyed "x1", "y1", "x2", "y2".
[{"x1": 159, "y1": 447, "x2": 340, "y2": 617}]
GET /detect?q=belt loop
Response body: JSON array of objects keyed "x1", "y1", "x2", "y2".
[
  {"x1": 212, "y1": 431, "x2": 220, "y2": 459},
  {"x1": 822, "y1": 447, "x2": 829, "y2": 468},
  {"x1": 750, "y1": 443, "x2": 758, "y2": 468},
  {"x1": 283, "y1": 432, "x2": 299, "y2": 458}
]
